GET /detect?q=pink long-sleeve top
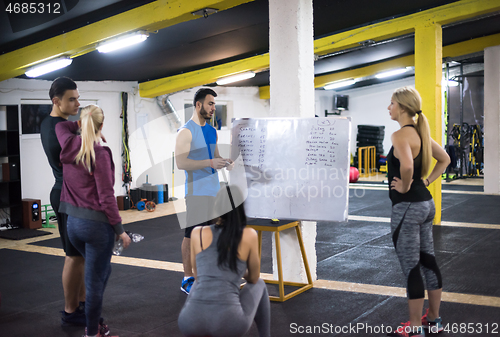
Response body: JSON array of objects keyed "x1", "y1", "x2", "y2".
[{"x1": 55, "y1": 120, "x2": 123, "y2": 235}]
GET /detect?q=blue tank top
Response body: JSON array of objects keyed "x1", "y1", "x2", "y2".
[{"x1": 181, "y1": 120, "x2": 219, "y2": 196}]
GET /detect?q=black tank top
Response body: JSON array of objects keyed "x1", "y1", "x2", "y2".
[{"x1": 387, "y1": 125, "x2": 432, "y2": 205}]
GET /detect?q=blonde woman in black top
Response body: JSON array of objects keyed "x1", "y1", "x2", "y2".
[{"x1": 386, "y1": 86, "x2": 450, "y2": 337}]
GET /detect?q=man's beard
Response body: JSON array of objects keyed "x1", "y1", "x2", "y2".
[{"x1": 200, "y1": 106, "x2": 212, "y2": 120}]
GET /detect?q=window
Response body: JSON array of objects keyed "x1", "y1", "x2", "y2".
[
  {"x1": 20, "y1": 99, "x2": 95, "y2": 138},
  {"x1": 184, "y1": 103, "x2": 228, "y2": 130},
  {"x1": 21, "y1": 104, "x2": 51, "y2": 135}
]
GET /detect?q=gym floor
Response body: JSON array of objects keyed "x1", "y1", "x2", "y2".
[{"x1": 1, "y1": 178, "x2": 498, "y2": 337}]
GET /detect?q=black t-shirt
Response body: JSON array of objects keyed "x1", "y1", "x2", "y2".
[{"x1": 40, "y1": 116, "x2": 66, "y2": 190}]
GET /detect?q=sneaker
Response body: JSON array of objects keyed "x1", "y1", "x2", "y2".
[
  {"x1": 180, "y1": 277, "x2": 195, "y2": 294},
  {"x1": 388, "y1": 322, "x2": 424, "y2": 337},
  {"x1": 422, "y1": 308, "x2": 444, "y2": 333},
  {"x1": 61, "y1": 309, "x2": 86, "y2": 327},
  {"x1": 81, "y1": 331, "x2": 118, "y2": 337},
  {"x1": 85, "y1": 318, "x2": 110, "y2": 336}
]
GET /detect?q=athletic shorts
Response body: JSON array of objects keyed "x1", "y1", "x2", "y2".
[
  {"x1": 184, "y1": 195, "x2": 216, "y2": 238},
  {"x1": 50, "y1": 188, "x2": 82, "y2": 257}
]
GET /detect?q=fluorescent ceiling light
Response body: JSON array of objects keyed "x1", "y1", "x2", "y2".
[
  {"x1": 324, "y1": 79, "x2": 356, "y2": 90},
  {"x1": 447, "y1": 80, "x2": 460, "y2": 87},
  {"x1": 216, "y1": 71, "x2": 255, "y2": 85},
  {"x1": 97, "y1": 31, "x2": 149, "y2": 53},
  {"x1": 375, "y1": 68, "x2": 408, "y2": 79},
  {"x1": 25, "y1": 57, "x2": 72, "y2": 78}
]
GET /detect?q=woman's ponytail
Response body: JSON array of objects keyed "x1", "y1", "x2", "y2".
[
  {"x1": 75, "y1": 105, "x2": 104, "y2": 173},
  {"x1": 415, "y1": 112, "x2": 432, "y2": 178},
  {"x1": 392, "y1": 86, "x2": 432, "y2": 177}
]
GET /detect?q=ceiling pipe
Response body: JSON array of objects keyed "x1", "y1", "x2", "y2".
[
  {"x1": 316, "y1": 12, "x2": 499, "y2": 62},
  {"x1": 316, "y1": 34, "x2": 414, "y2": 60},
  {"x1": 441, "y1": 11, "x2": 500, "y2": 28},
  {"x1": 156, "y1": 95, "x2": 181, "y2": 132}
]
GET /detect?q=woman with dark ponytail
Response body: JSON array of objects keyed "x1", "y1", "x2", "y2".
[
  {"x1": 386, "y1": 87, "x2": 450, "y2": 337},
  {"x1": 178, "y1": 185, "x2": 271, "y2": 337},
  {"x1": 56, "y1": 105, "x2": 131, "y2": 337}
]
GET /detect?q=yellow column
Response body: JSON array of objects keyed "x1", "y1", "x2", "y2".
[{"x1": 414, "y1": 23, "x2": 443, "y2": 224}]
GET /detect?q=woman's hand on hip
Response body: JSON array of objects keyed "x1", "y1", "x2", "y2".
[{"x1": 390, "y1": 177, "x2": 413, "y2": 193}]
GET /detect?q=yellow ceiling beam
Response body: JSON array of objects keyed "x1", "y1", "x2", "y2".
[
  {"x1": 139, "y1": 54, "x2": 270, "y2": 98},
  {"x1": 313, "y1": 56, "x2": 415, "y2": 89},
  {"x1": 314, "y1": 0, "x2": 500, "y2": 56},
  {"x1": 258, "y1": 32, "x2": 500, "y2": 99},
  {"x1": 0, "y1": 0, "x2": 254, "y2": 82},
  {"x1": 443, "y1": 32, "x2": 500, "y2": 58},
  {"x1": 259, "y1": 86, "x2": 270, "y2": 100},
  {"x1": 142, "y1": 0, "x2": 499, "y2": 98},
  {"x1": 259, "y1": 56, "x2": 414, "y2": 100}
]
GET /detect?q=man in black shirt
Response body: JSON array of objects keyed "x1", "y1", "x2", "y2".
[{"x1": 40, "y1": 77, "x2": 85, "y2": 326}]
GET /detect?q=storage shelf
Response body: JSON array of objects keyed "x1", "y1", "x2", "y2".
[
  {"x1": 0, "y1": 202, "x2": 21, "y2": 208},
  {"x1": 0, "y1": 105, "x2": 22, "y2": 227},
  {"x1": 0, "y1": 180, "x2": 21, "y2": 184}
]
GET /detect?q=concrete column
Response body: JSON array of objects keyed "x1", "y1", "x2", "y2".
[
  {"x1": 414, "y1": 23, "x2": 443, "y2": 224},
  {"x1": 269, "y1": 0, "x2": 317, "y2": 282},
  {"x1": 484, "y1": 45, "x2": 500, "y2": 194}
]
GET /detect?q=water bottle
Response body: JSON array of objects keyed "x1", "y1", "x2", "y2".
[
  {"x1": 130, "y1": 232, "x2": 144, "y2": 242},
  {"x1": 113, "y1": 231, "x2": 144, "y2": 255},
  {"x1": 112, "y1": 238, "x2": 124, "y2": 256}
]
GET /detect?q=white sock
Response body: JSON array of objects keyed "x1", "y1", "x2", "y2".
[{"x1": 183, "y1": 276, "x2": 190, "y2": 281}]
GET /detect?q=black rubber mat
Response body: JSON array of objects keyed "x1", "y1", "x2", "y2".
[
  {"x1": 2, "y1": 191, "x2": 499, "y2": 337},
  {"x1": 348, "y1": 189, "x2": 500, "y2": 225},
  {"x1": 0, "y1": 228, "x2": 51, "y2": 240},
  {"x1": 31, "y1": 213, "x2": 185, "y2": 263},
  {"x1": 0, "y1": 249, "x2": 180, "y2": 337},
  {"x1": 442, "y1": 184, "x2": 483, "y2": 192},
  {"x1": 436, "y1": 227, "x2": 500, "y2": 297},
  {"x1": 2, "y1": 245, "x2": 499, "y2": 337},
  {"x1": 348, "y1": 189, "x2": 391, "y2": 215},
  {"x1": 1, "y1": 229, "x2": 499, "y2": 336},
  {"x1": 441, "y1": 194, "x2": 500, "y2": 224}
]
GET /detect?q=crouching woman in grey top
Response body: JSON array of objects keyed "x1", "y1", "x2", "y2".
[{"x1": 178, "y1": 185, "x2": 271, "y2": 337}]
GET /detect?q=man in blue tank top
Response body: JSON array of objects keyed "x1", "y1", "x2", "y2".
[{"x1": 175, "y1": 88, "x2": 233, "y2": 294}]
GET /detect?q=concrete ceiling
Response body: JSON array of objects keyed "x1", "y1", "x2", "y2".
[{"x1": 0, "y1": 0, "x2": 498, "y2": 93}]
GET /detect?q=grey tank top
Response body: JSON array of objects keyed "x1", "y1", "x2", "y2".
[{"x1": 189, "y1": 224, "x2": 247, "y2": 304}]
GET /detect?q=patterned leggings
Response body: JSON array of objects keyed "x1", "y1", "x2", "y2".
[{"x1": 391, "y1": 200, "x2": 442, "y2": 299}]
